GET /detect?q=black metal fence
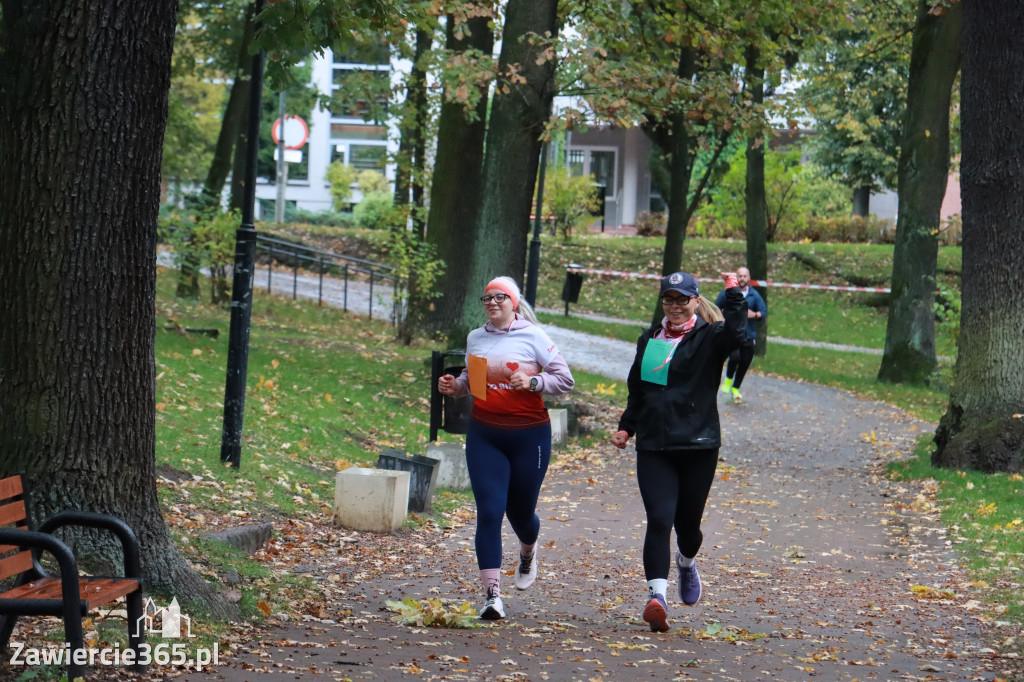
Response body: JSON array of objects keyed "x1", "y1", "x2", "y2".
[{"x1": 255, "y1": 234, "x2": 400, "y2": 324}]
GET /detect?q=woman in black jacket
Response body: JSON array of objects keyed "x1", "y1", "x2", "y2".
[{"x1": 611, "y1": 271, "x2": 746, "y2": 632}]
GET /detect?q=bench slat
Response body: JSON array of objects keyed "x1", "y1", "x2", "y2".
[
  {"x1": 0, "y1": 500, "x2": 27, "y2": 527},
  {"x1": 0, "y1": 476, "x2": 24, "y2": 503},
  {"x1": 0, "y1": 577, "x2": 139, "y2": 610},
  {"x1": 0, "y1": 551, "x2": 33, "y2": 582},
  {"x1": 79, "y1": 579, "x2": 140, "y2": 609}
]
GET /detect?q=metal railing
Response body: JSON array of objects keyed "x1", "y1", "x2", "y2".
[{"x1": 255, "y1": 234, "x2": 400, "y2": 324}]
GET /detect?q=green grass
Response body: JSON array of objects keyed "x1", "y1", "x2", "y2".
[
  {"x1": 146, "y1": 231, "x2": 1024, "y2": 664},
  {"x1": 889, "y1": 442, "x2": 1024, "y2": 658},
  {"x1": 534, "y1": 235, "x2": 960, "y2": 359}
]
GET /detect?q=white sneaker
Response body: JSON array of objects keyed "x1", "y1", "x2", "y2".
[
  {"x1": 479, "y1": 589, "x2": 505, "y2": 620},
  {"x1": 514, "y1": 550, "x2": 538, "y2": 591}
]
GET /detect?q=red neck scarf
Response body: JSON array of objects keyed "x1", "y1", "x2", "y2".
[{"x1": 660, "y1": 315, "x2": 696, "y2": 340}]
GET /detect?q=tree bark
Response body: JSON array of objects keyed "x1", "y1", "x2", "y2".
[
  {"x1": 933, "y1": 0, "x2": 1024, "y2": 473},
  {"x1": 659, "y1": 46, "x2": 699, "y2": 281},
  {"x1": 878, "y1": 0, "x2": 962, "y2": 385},
  {"x1": 461, "y1": 0, "x2": 558, "y2": 330},
  {"x1": 394, "y1": 25, "x2": 434, "y2": 344},
  {"x1": 851, "y1": 185, "x2": 871, "y2": 216},
  {"x1": 0, "y1": 1, "x2": 233, "y2": 614},
  {"x1": 201, "y1": 2, "x2": 257, "y2": 210},
  {"x1": 744, "y1": 45, "x2": 769, "y2": 357},
  {"x1": 422, "y1": 13, "x2": 493, "y2": 340}
]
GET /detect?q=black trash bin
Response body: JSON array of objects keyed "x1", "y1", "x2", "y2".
[
  {"x1": 561, "y1": 264, "x2": 584, "y2": 315},
  {"x1": 429, "y1": 350, "x2": 473, "y2": 442}
]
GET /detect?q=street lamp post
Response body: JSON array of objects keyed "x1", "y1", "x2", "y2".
[
  {"x1": 525, "y1": 141, "x2": 549, "y2": 307},
  {"x1": 220, "y1": 0, "x2": 265, "y2": 469}
]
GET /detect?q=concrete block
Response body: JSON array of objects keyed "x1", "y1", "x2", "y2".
[
  {"x1": 426, "y1": 442, "x2": 471, "y2": 490},
  {"x1": 333, "y1": 467, "x2": 409, "y2": 533},
  {"x1": 544, "y1": 397, "x2": 579, "y2": 437},
  {"x1": 377, "y1": 449, "x2": 440, "y2": 512},
  {"x1": 549, "y1": 408, "x2": 568, "y2": 448}
]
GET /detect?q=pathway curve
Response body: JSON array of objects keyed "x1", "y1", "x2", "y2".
[{"x1": 144, "y1": 259, "x2": 1012, "y2": 681}]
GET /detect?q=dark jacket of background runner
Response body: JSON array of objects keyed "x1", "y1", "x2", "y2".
[{"x1": 617, "y1": 289, "x2": 747, "y2": 451}]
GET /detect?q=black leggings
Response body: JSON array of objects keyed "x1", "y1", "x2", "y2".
[
  {"x1": 726, "y1": 339, "x2": 756, "y2": 389},
  {"x1": 636, "y1": 448, "x2": 719, "y2": 580}
]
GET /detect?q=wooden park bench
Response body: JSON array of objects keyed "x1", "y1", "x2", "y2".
[{"x1": 0, "y1": 474, "x2": 145, "y2": 679}]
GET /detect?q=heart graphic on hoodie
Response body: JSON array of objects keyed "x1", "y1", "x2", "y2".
[{"x1": 506, "y1": 362, "x2": 519, "y2": 372}]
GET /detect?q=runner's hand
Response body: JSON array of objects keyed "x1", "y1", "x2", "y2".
[
  {"x1": 610, "y1": 430, "x2": 630, "y2": 449},
  {"x1": 438, "y1": 374, "x2": 457, "y2": 396},
  {"x1": 509, "y1": 370, "x2": 531, "y2": 391},
  {"x1": 721, "y1": 272, "x2": 738, "y2": 289}
]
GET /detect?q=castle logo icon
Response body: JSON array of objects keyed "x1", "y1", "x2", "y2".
[{"x1": 133, "y1": 597, "x2": 194, "y2": 639}]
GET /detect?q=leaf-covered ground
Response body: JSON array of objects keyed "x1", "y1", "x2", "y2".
[{"x1": 76, "y1": 374, "x2": 1019, "y2": 682}]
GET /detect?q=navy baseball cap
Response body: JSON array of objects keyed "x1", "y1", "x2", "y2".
[{"x1": 660, "y1": 272, "x2": 699, "y2": 297}]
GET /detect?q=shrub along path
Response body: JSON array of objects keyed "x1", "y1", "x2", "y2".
[{"x1": 157, "y1": 369, "x2": 1017, "y2": 682}]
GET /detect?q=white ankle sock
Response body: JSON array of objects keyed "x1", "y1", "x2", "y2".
[
  {"x1": 520, "y1": 541, "x2": 536, "y2": 558},
  {"x1": 677, "y1": 553, "x2": 695, "y2": 568},
  {"x1": 647, "y1": 579, "x2": 668, "y2": 597}
]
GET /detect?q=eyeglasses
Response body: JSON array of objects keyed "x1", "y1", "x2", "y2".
[
  {"x1": 480, "y1": 293, "x2": 510, "y2": 304},
  {"x1": 660, "y1": 295, "x2": 694, "y2": 307}
]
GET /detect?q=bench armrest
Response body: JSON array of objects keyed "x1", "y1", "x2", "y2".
[
  {"x1": 36, "y1": 511, "x2": 142, "y2": 580},
  {"x1": 0, "y1": 527, "x2": 81, "y2": 599}
]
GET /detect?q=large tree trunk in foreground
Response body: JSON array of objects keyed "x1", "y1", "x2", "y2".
[
  {"x1": 744, "y1": 45, "x2": 769, "y2": 357},
  {"x1": 0, "y1": 1, "x2": 232, "y2": 613},
  {"x1": 423, "y1": 12, "x2": 493, "y2": 341},
  {"x1": 461, "y1": 0, "x2": 558, "y2": 330},
  {"x1": 878, "y1": 0, "x2": 962, "y2": 384},
  {"x1": 933, "y1": 1, "x2": 1024, "y2": 473}
]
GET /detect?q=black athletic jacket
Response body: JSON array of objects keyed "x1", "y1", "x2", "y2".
[{"x1": 617, "y1": 288, "x2": 747, "y2": 452}]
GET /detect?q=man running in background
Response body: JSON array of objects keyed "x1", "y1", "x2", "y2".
[{"x1": 715, "y1": 267, "x2": 766, "y2": 402}]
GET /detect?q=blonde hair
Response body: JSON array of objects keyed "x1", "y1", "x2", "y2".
[{"x1": 695, "y1": 295, "x2": 724, "y2": 323}]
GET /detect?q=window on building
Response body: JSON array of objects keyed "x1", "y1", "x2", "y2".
[
  {"x1": 564, "y1": 148, "x2": 617, "y2": 196},
  {"x1": 330, "y1": 69, "x2": 390, "y2": 120},
  {"x1": 349, "y1": 144, "x2": 387, "y2": 171},
  {"x1": 566, "y1": 150, "x2": 585, "y2": 177},
  {"x1": 590, "y1": 151, "x2": 615, "y2": 195}
]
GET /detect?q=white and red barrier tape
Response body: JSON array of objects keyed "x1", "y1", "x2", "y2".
[{"x1": 565, "y1": 266, "x2": 891, "y2": 294}]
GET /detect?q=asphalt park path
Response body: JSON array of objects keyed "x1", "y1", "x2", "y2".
[
  {"x1": 140, "y1": 262, "x2": 1014, "y2": 681},
  {"x1": 163, "y1": 329, "x2": 1017, "y2": 681}
]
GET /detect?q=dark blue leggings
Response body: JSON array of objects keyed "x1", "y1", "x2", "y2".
[{"x1": 465, "y1": 420, "x2": 551, "y2": 570}]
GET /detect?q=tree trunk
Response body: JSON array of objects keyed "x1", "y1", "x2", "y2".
[
  {"x1": 394, "y1": 25, "x2": 433, "y2": 344},
  {"x1": 744, "y1": 45, "x2": 769, "y2": 357},
  {"x1": 410, "y1": 26, "x2": 431, "y2": 237},
  {"x1": 933, "y1": 1, "x2": 1024, "y2": 473},
  {"x1": 461, "y1": 0, "x2": 558, "y2": 330},
  {"x1": 878, "y1": 0, "x2": 962, "y2": 384},
  {"x1": 0, "y1": 1, "x2": 233, "y2": 614},
  {"x1": 422, "y1": 14, "x2": 493, "y2": 340},
  {"x1": 851, "y1": 185, "x2": 871, "y2": 216},
  {"x1": 201, "y1": 2, "x2": 257, "y2": 209},
  {"x1": 660, "y1": 46, "x2": 699, "y2": 281}
]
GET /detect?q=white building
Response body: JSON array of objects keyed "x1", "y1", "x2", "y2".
[{"x1": 255, "y1": 47, "x2": 656, "y2": 228}]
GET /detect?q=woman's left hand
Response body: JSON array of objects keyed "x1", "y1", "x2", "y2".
[{"x1": 509, "y1": 370, "x2": 532, "y2": 391}]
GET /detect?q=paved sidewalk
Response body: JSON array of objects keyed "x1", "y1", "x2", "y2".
[
  {"x1": 136, "y1": 261, "x2": 1012, "y2": 681},
  {"x1": 161, "y1": 371, "x2": 1013, "y2": 682}
]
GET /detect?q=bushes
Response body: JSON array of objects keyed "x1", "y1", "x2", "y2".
[
  {"x1": 543, "y1": 168, "x2": 602, "y2": 240},
  {"x1": 354, "y1": 191, "x2": 400, "y2": 230},
  {"x1": 634, "y1": 211, "x2": 667, "y2": 237}
]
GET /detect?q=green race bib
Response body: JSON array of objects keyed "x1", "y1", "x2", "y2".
[{"x1": 640, "y1": 338, "x2": 677, "y2": 385}]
